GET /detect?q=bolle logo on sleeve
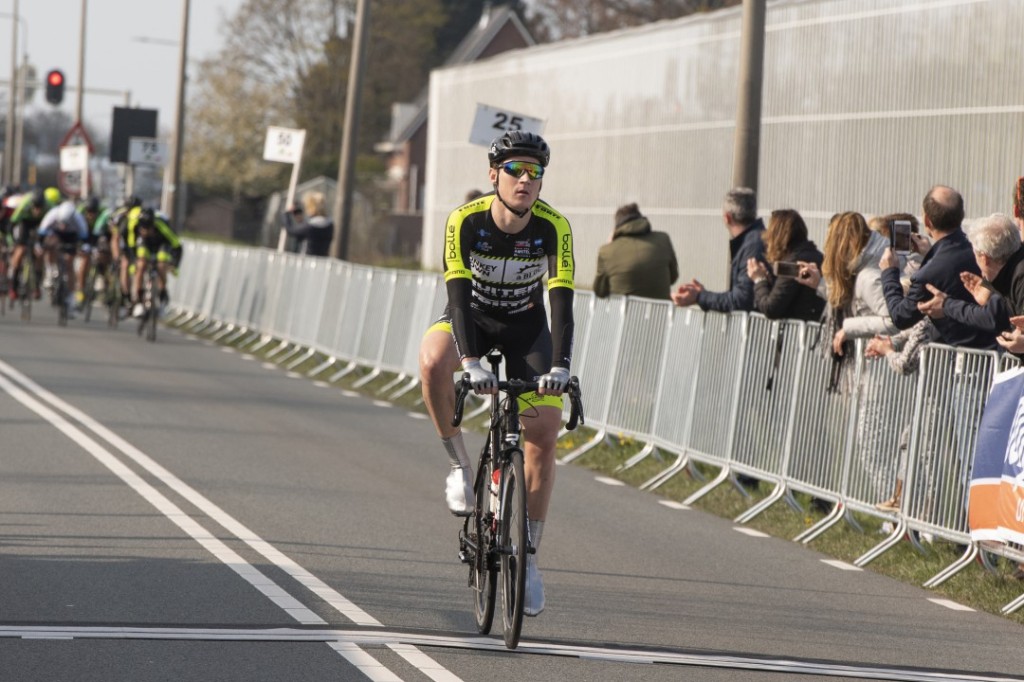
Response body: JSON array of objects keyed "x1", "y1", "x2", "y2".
[{"x1": 560, "y1": 233, "x2": 573, "y2": 269}]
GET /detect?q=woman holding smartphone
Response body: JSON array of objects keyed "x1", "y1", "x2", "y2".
[{"x1": 746, "y1": 208, "x2": 825, "y2": 321}]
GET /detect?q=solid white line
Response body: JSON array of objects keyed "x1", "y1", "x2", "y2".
[
  {"x1": 0, "y1": 371, "x2": 323, "y2": 626},
  {"x1": 0, "y1": 359, "x2": 462, "y2": 682},
  {"x1": 0, "y1": 626, "x2": 1016, "y2": 681},
  {"x1": 928, "y1": 598, "x2": 975, "y2": 612}
]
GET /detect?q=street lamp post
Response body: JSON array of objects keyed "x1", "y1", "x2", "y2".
[
  {"x1": 3, "y1": 0, "x2": 19, "y2": 185},
  {"x1": 164, "y1": 0, "x2": 190, "y2": 228}
]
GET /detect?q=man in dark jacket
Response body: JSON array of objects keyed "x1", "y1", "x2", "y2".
[
  {"x1": 880, "y1": 185, "x2": 996, "y2": 349},
  {"x1": 918, "y1": 212, "x2": 1024, "y2": 337},
  {"x1": 672, "y1": 186, "x2": 765, "y2": 312},
  {"x1": 593, "y1": 203, "x2": 678, "y2": 300}
]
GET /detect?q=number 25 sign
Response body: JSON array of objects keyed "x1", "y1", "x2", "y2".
[{"x1": 469, "y1": 104, "x2": 544, "y2": 147}]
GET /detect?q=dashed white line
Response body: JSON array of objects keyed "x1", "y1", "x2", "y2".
[
  {"x1": 595, "y1": 476, "x2": 626, "y2": 486},
  {"x1": 261, "y1": 362, "x2": 277, "y2": 370},
  {"x1": 732, "y1": 527, "x2": 769, "y2": 538},
  {"x1": 658, "y1": 500, "x2": 690, "y2": 510},
  {"x1": 821, "y1": 559, "x2": 862, "y2": 572},
  {"x1": 928, "y1": 598, "x2": 975, "y2": 612}
]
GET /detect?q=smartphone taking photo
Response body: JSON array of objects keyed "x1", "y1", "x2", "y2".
[
  {"x1": 890, "y1": 220, "x2": 912, "y2": 254},
  {"x1": 775, "y1": 261, "x2": 802, "y2": 278}
]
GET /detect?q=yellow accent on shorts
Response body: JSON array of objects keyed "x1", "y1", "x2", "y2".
[{"x1": 424, "y1": 321, "x2": 564, "y2": 410}]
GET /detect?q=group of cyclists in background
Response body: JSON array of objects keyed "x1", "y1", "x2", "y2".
[{"x1": 0, "y1": 185, "x2": 182, "y2": 324}]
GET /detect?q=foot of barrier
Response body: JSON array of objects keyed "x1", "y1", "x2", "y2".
[
  {"x1": 211, "y1": 324, "x2": 238, "y2": 342},
  {"x1": 854, "y1": 516, "x2": 907, "y2": 567},
  {"x1": 307, "y1": 356, "x2": 338, "y2": 378},
  {"x1": 558, "y1": 429, "x2": 607, "y2": 465},
  {"x1": 639, "y1": 452, "x2": 689, "y2": 491},
  {"x1": 328, "y1": 362, "x2": 358, "y2": 383},
  {"x1": 352, "y1": 368, "x2": 382, "y2": 389},
  {"x1": 264, "y1": 340, "x2": 293, "y2": 360},
  {"x1": 285, "y1": 348, "x2": 317, "y2": 371},
  {"x1": 387, "y1": 377, "x2": 420, "y2": 401},
  {"x1": 223, "y1": 327, "x2": 253, "y2": 345},
  {"x1": 1001, "y1": 591, "x2": 1024, "y2": 614},
  {"x1": 795, "y1": 500, "x2": 845, "y2": 544},
  {"x1": 247, "y1": 334, "x2": 275, "y2": 353},
  {"x1": 734, "y1": 481, "x2": 785, "y2": 524},
  {"x1": 275, "y1": 345, "x2": 306, "y2": 366},
  {"x1": 922, "y1": 542, "x2": 978, "y2": 588},
  {"x1": 378, "y1": 373, "x2": 407, "y2": 395},
  {"x1": 616, "y1": 443, "x2": 657, "y2": 473},
  {"x1": 682, "y1": 465, "x2": 730, "y2": 506}
]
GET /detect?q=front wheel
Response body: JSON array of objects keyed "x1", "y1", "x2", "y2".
[
  {"x1": 473, "y1": 458, "x2": 497, "y2": 634},
  {"x1": 499, "y1": 450, "x2": 527, "y2": 649}
]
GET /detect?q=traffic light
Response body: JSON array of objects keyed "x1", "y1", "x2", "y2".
[{"x1": 45, "y1": 69, "x2": 64, "y2": 105}]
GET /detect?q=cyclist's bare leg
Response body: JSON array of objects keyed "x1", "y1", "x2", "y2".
[
  {"x1": 419, "y1": 328, "x2": 461, "y2": 439},
  {"x1": 132, "y1": 257, "x2": 146, "y2": 301},
  {"x1": 420, "y1": 328, "x2": 475, "y2": 513},
  {"x1": 520, "y1": 405, "x2": 562, "y2": 522}
]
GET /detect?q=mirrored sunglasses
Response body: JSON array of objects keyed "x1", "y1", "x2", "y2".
[{"x1": 501, "y1": 161, "x2": 544, "y2": 180}]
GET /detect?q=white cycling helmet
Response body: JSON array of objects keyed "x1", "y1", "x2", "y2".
[{"x1": 55, "y1": 201, "x2": 76, "y2": 224}]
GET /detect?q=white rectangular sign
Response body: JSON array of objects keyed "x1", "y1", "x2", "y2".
[
  {"x1": 128, "y1": 137, "x2": 168, "y2": 166},
  {"x1": 59, "y1": 145, "x2": 89, "y2": 172},
  {"x1": 469, "y1": 104, "x2": 545, "y2": 147},
  {"x1": 263, "y1": 126, "x2": 306, "y2": 164}
]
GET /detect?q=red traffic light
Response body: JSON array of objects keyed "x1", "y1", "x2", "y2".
[{"x1": 45, "y1": 69, "x2": 65, "y2": 105}]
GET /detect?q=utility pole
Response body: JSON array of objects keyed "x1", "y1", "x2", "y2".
[
  {"x1": 76, "y1": 0, "x2": 86, "y2": 123},
  {"x1": 3, "y1": 0, "x2": 18, "y2": 185},
  {"x1": 165, "y1": 0, "x2": 191, "y2": 227},
  {"x1": 330, "y1": 0, "x2": 369, "y2": 260},
  {"x1": 731, "y1": 0, "x2": 766, "y2": 192}
]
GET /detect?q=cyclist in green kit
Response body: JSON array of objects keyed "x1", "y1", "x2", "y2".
[{"x1": 419, "y1": 131, "x2": 575, "y2": 617}]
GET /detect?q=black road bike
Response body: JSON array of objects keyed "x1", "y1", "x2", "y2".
[{"x1": 452, "y1": 352, "x2": 583, "y2": 649}]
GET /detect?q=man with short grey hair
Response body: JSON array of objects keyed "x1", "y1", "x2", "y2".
[
  {"x1": 671, "y1": 186, "x2": 765, "y2": 311},
  {"x1": 918, "y1": 212, "x2": 1024, "y2": 336}
]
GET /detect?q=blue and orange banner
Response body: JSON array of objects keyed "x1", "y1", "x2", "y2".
[{"x1": 969, "y1": 368, "x2": 1024, "y2": 544}]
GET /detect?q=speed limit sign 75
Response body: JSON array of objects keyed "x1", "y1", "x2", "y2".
[{"x1": 469, "y1": 104, "x2": 544, "y2": 147}]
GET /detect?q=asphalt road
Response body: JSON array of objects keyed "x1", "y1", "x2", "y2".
[{"x1": 1, "y1": 304, "x2": 1022, "y2": 682}]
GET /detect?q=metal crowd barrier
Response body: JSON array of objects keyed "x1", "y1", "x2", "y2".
[{"x1": 170, "y1": 240, "x2": 1024, "y2": 611}]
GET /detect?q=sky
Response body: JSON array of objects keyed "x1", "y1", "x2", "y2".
[{"x1": 3, "y1": 0, "x2": 247, "y2": 138}]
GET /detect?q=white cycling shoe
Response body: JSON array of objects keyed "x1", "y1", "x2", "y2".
[
  {"x1": 523, "y1": 555, "x2": 545, "y2": 616},
  {"x1": 445, "y1": 467, "x2": 474, "y2": 516}
]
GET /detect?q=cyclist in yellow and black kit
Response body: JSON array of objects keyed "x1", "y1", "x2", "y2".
[
  {"x1": 130, "y1": 207, "x2": 182, "y2": 318},
  {"x1": 419, "y1": 131, "x2": 574, "y2": 617}
]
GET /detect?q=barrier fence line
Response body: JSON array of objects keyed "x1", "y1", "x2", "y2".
[{"x1": 171, "y1": 240, "x2": 1024, "y2": 611}]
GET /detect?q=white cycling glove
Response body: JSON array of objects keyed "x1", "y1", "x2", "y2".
[
  {"x1": 538, "y1": 367, "x2": 570, "y2": 393},
  {"x1": 463, "y1": 359, "x2": 497, "y2": 394}
]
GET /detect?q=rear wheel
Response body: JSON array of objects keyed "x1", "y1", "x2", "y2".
[
  {"x1": 473, "y1": 455, "x2": 497, "y2": 634},
  {"x1": 82, "y1": 265, "x2": 98, "y2": 323},
  {"x1": 499, "y1": 450, "x2": 527, "y2": 649}
]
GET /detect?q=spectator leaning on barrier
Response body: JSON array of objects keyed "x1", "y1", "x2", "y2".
[
  {"x1": 917, "y1": 213, "x2": 1024, "y2": 344},
  {"x1": 745, "y1": 208, "x2": 825, "y2": 321},
  {"x1": 879, "y1": 185, "x2": 997, "y2": 350},
  {"x1": 593, "y1": 202, "x2": 678, "y2": 300},
  {"x1": 865, "y1": 316, "x2": 940, "y2": 511},
  {"x1": 281, "y1": 190, "x2": 333, "y2": 257},
  {"x1": 671, "y1": 187, "x2": 765, "y2": 311}
]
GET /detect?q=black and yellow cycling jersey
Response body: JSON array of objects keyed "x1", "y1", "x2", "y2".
[{"x1": 442, "y1": 192, "x2": 575, "y2": 371}]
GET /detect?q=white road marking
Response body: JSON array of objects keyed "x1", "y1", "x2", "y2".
[
  {"x1": 658, "y1": 500, "x2": 690, "y2": 510},
  {"x1": 314, "y1": 381, "x2": 330, "y2": 388},
  {"x1": 241, "y1": 354, "x2": 256, "y2": 361},
  {"x1": 261, "y1": 362, "x2": 277, "y2": 370},
  {"x1": 928, "y1": 598, "x2": 975, "y2": 612},
  {"x1": 408, "y1": 413, "x2": 428, "y2": 420},
  {"x1": 732, "y1": 527, "x2": 769, "y2": 538},
  {"x1": 595, "y1": 476, "x2": 625, "y2": 486},
  {"x1": 373, "y1": 400, "x2": 392, "y2": 408},
  {"x1": 0, "y1": 360, "x2": 463, "y2": 682},
  {"x1": 0, "y1": 625, "x2": 1016, "y2": 681},
  {"x1": 342, "y1": 390, "x2": 361, "y2": 398},
  {"x1": 821, "y1": 559, "x2": 862, "y2": 572},
  {"x1": 287, "y1": 372, "x2": 303, "y2": 379},
  {"x1": 221, "y1": 346, "x2": 234, "y2": 353}
]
